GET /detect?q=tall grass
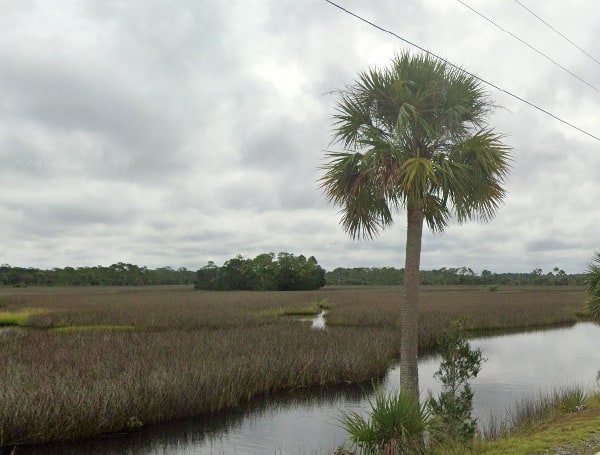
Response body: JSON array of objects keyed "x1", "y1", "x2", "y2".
[
  {"x1": 322, "y1": 286, "x2": 585, "y2": 350},
  {"x1": 481, "y1": 385, "x2": 588, "y2": 440},
  {"x1": 0, "y1": 324, "x2": 398, "y2": 446}
]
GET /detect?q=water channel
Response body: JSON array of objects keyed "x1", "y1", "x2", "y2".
[{"x1": 18, "y1": 322, "x2": 600, "y2": 455}]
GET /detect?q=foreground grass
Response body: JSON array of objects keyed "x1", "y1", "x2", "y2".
[
  {"x1": 2, "y1": 326, "x2": 399, "y2": 445},
  {"x1": 0, "y1": 285, "x2": 588, "y2": 448},
  {"x1": 468, "y1": 392, "x2": 600, "y2": 454}
]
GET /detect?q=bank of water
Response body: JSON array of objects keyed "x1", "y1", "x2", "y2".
[{"x1": 16, "y1": 322, "x2": 600, "y2": 455}]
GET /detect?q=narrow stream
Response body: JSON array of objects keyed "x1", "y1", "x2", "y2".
[{"x1": 16, "y1": 322, "x2": 600, "y2": 455}]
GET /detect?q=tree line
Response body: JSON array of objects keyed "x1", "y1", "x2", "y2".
[
  {"x1": 0, "y1": 263, "x2": 196, "y2": 287},
  {"x1": 0, "y1": 261, "x2": 584, "y2": 288},
  {"x1": 325, "y1": 266, "x2": 585, "y2": 286},
  {"x1": 195, "y1": 252, "x2": 326, "y2": 291}
]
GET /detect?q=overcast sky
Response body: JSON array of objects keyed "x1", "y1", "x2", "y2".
[{"x1": 1, "y1": 0, "x2": 598, "y2": 273}]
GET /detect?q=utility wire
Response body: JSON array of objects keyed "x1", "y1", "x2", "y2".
[
  {"x1": 513, "y1": 0, "x2": 600, "y2": 66},
  {"x1": 323, "y1": 0, "x2": 600, "y2": 142},
  {"x1": 456, "y1": 0, "x2": 599, "y2": 93}
]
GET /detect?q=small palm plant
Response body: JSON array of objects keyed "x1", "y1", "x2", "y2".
[
  {"x1": 585, "y1": 251, "x2": 600, "y2": 320},
  {"x1": 338, "y1": 388, "x2": 431, "y2": 454}
]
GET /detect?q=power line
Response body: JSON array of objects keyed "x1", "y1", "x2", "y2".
[
  {"x1": 513, "y1": 0, "x2": 600, "y2": 66},
  {"x1": 455, "y1": 0, "x2": 599, "y2": 93},
  {"x1": 323, "y1": 0, "x2": 600, "y2": 142}
]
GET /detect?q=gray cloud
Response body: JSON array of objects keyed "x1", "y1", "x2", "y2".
[{"x1": 0, "y1": 0, "x2": 598, "y2": 273}]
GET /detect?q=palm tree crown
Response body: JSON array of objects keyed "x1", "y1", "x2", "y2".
[{"x1": 321, "y1": 52, "x2": 512, "y2": 238}]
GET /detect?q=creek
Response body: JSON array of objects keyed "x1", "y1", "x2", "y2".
[{"x1": 17, "y1": 322, "x2": 600, "y2": 455}]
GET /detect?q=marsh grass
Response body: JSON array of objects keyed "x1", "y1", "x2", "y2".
[
  {"x1": 323, "y1": 286, "x2": 585, "y2": 350},
  {"x1": 258, "y1": 299, "x2": 330, "y2": 318},
  {"x1": 555, "y1": 386, "x2": 587, "y2": 413},
  {"x1": 0, "y1": 294, "x2": 399, "y2": 446},
  {"x1": 0, "y1": 285, "x2": 587, "y2": 448},
  {"x1": 258, "y1": 305, "x2": 321, "y2": 318},
  {"x1": 50, "y1": 325, "x2": 137, "y2": 333},
  {"x1": 0, "y1": 308, "x2": 51, "y2": 327},
  {"x1": 481, "y1": 385, "x2": 588, "y2": 440}
]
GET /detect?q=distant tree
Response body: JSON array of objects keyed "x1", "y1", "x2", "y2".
[
  {"x1": 0, "y1": 263, "x2": 196, "y2": 287},
  {"x1": 480, "y1": 270, "x2": 493, "y2": 285},
  {"x1": 255, "y1": 254, "x2": 276, "y2": 289},
  {"x1": 195, "y1": 261, "x2": 219, "y2": 290},
  {"x1": 555, "y1": 268, "x2": 568, "y2": 286}
]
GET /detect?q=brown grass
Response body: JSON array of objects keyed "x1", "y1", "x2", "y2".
[
  {"x1": 0, "y1": 286, "x2": 397, "y2": 446},
  {"x1": 321, "y1": 285, "x2": 585, "y2": 349},
  {"x1": 0, "y1": 285, "x2": 586, "y2": 447}
]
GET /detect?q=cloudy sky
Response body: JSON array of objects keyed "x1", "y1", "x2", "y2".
[{"x1": 1, "y1": 0, "x2": 598, "y2": 274}]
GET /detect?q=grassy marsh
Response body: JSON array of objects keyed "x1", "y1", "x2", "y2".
[
  {"x1": 0, "y1": 284, "x2": 588, "y2": 448},
  {"x1": 323, "y1": 285, "x2": 585, "y2": 349},
  {"x1": 0, "y1": 308, "x2": 51, "y2": 327}
]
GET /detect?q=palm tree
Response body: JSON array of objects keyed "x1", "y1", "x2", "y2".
[
  {"x1": 585, "y1": 252, "x2": 600, "y2": 320},
  {"x1": 320, "y1": 52, "x2": 512, "y2": 398}
]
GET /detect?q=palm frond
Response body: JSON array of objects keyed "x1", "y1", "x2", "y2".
[
  {"x1": 338, "y1": 388, "x2": 431, "y2": 454},
  {"x1": 320, "y1": 151, "x2": 394, "y2": 239},
  {"x1": 447, "y1": 130, "x2": 512, "y2": 223},
  {"x1": 423, "y1": 194, "x2": 450, "y2": 232},
  {"x1": 585, "y1": 252, "x2": 600, "y2": 319}
]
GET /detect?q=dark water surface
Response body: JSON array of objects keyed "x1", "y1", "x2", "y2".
[{"x1": 16, "y1": 322, "x2": 600, "y2": 455}]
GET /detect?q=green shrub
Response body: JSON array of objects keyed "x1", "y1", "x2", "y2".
[{"x1": 428, "y1": 319, "x2": 485, "y2": 444}]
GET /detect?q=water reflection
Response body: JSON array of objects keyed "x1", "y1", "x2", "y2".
[
  {"x1": 311, "y1": 310, "x2": 327, "y2": 330},
  {"x1": 297, "y1": 310, "x2": 327, "y2": 330},
  {"x1": 470, "y1": 322, "x2": 600, "y2": 422},
  {"x1": 15, "y1": 323, "x2": 600, "y2": 455}
]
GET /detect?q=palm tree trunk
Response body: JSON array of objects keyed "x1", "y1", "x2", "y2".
[{"x1": 400, "y1": 202, "x2": 424, "y2": 398}]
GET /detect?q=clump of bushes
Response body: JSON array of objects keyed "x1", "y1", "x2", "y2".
[{"x1": 195, "y1": 252, "x2": 326, "y2": 291}]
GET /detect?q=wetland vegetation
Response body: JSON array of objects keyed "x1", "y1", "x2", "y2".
[{"x1": 0, "y1": 284, "x2": 591, "y2": 452}]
